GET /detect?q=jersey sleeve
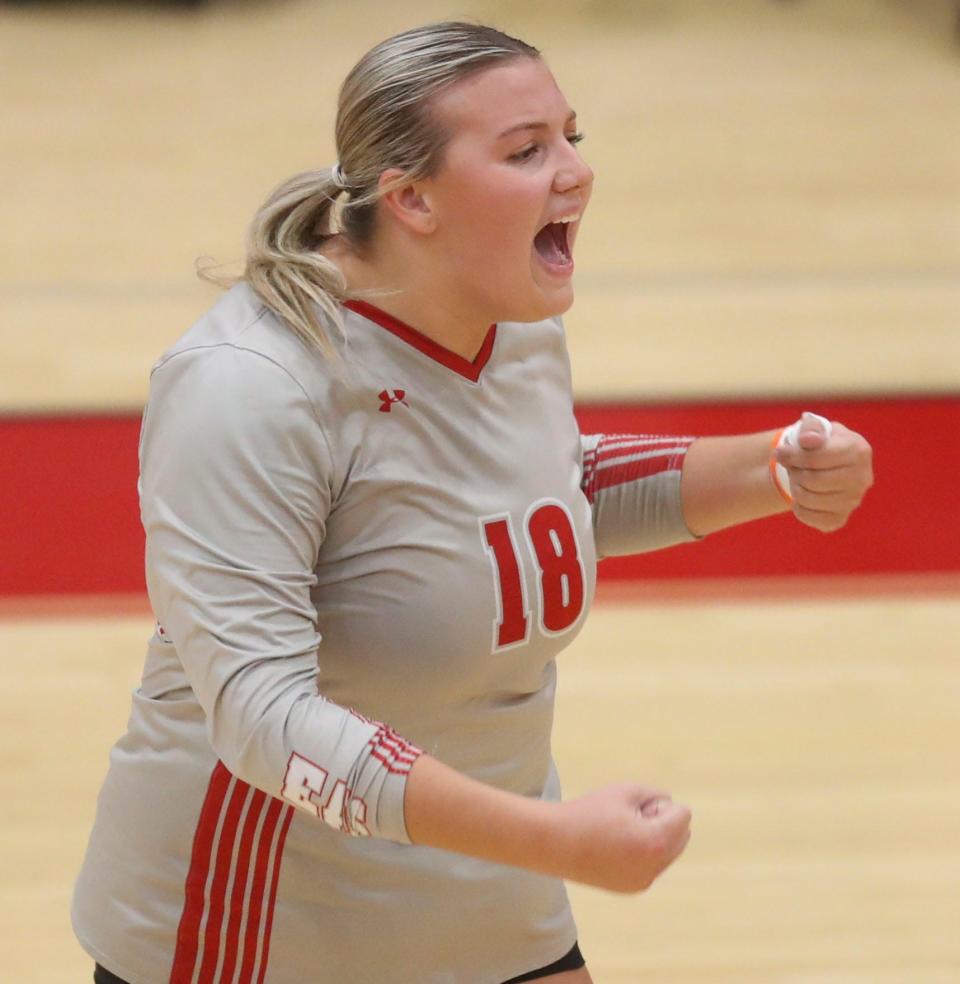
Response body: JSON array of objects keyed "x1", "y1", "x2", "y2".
[
  {"x1": 580, "y1": 433, "x2": 700, "y2": 558},
  {"x1": 140, "y1": 344, "x2": 422, "y2": 844}
]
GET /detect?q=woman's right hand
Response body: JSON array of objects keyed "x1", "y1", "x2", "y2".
[
  {"x1": 404, "y1": 754, "x2": 690, "y2": 894},
  {"x1": 551, "y1": 783, "x2": 692, "y2": 893}
]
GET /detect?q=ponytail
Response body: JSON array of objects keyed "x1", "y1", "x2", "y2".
[
  {"x1": 208, "y1": 23, "x2": 540, "y2": 354},
  {"x1": 243, "y1": 168, "x2": 348, "y2": 353}
]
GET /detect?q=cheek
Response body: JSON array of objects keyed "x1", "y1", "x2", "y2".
[{"x1": 454, "y1": 183, "x2": 537, "y2": 271}]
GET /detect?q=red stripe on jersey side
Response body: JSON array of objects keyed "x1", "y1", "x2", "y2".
[
  {"x1": 583, "y1": 436, "x2": 685, "y2": 469},
  {"x1": 369, "y1": 726, "x2": 423, "y2": 774},
  {"x1": 375, "y1": 746, "x2": 419, "y2": 768},
  {"x1": 195, "y1": 777, "x2": 250, "y2": 983},
  {"x1": 236, "y1": 798, "x2": 285, "y2": 984},
  {"x1": 254, "y1": 805, "x2": 295, "y2": 984},
  {"x1": 169, "y1": 761, "x2": 232, "y2": 984},
  {"x1": 595, "y1": 435, "x2": 688, "y2": 454},
  {"x1": 592, "y1": 438, "x2": 690, "y2": 472},
  {"x1": 344, "y1": 299, "x2": 496, "y2": 383},
  {"x1": 610, "y1": 433, "x2": 690, "y2": 443},
  {"x1": 369, "y1": 747, "x2": 420, "y2": 775},
  {"x1": 582, "y1": 439, "x2": 680, "y2": 489},
  {"x1": 592, "y1": 448, "x2": 686, "y2": 478},
  {"x1": 582, "y1": 436, "x2": 694, "y2": 503},
  {"x1": 375, "y1": 728, "x2": 422, "y2": 762},
  {"x1": 218, "y1": 788, "x2": 269, "y2": 984},
  {"x1": 591, "y1": 449, "x2": 691, "y2": 497}
]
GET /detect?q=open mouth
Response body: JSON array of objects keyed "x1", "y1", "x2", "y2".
[{"x1": 533, "y1": 218, "x2": 575, "y2": 272}]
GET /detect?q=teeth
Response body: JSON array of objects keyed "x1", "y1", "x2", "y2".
[{"x1": 538, "y1": 214, "x2": 579, "y2": 233}]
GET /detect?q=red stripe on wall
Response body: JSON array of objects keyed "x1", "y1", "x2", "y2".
[
  {"x1": 1, "y1": 415, "x2": 143, "y2": 595},
  {"x1": 170, "y1": 761, "x2": 232, "y2": 984},
  {"x1": 1, "y1": 395, "x2": 957, "y2": 594},
  {"x1": 575, "y1": 395, "x2": 959, "y2": 580}
]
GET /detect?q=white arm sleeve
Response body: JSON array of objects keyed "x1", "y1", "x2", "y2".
[
  {"x1": 580, "y1": 432, "x2": 700, "y2": 558},
  {"x1": 141, "y1": 344, "x2": 421, "y2": 844}
]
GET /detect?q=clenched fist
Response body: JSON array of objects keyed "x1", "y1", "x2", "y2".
[
  {"x1": 552, "y1": 783, "x2": 692, "y2": 894},
  {"x1": 774, "y1": 412, "x2": 874, "y2": 532}
]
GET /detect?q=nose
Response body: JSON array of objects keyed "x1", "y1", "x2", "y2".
[{"x1": 553, "y1": 144, "x2": 593, "y2": 196}]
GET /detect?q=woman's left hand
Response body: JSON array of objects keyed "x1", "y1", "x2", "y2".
[{"x1": 774, "y1": 415, "x2": 874, "y2": 532}]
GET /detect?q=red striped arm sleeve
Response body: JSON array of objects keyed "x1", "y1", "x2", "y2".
[{"x1": 580, "y1": 433, "x2": 700, "y2": 558}]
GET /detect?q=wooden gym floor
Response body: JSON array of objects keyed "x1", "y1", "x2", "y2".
[
  {"x1": 2, "y1": 590, "x2": 959, "y2": 983},
  {"x1": 0, "y1": 1, "x2": 957, "y2": 981}
]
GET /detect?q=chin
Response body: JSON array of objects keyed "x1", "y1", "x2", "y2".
[
  {"x1": 532, "y1": 282, "x2": 575, "y2": 321},
  {"x1": 548, "y1": 286, "x2": 575, "y2": 316},
  {"x1": 486, "y1": 268, "x2": 575, "y2": 323},
  {"x1": 501, "y1": 292, "x2": 573, "y2": 324}
]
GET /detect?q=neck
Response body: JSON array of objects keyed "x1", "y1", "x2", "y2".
[{"x1": 325, "y1": 237, "x2": 494, "y2": 362}]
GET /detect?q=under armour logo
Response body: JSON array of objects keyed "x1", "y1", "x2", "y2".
[{"x1": 378, "y1": 389, "x2": 409, "y2": 413}]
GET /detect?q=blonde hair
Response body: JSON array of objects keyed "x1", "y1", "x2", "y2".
[{"x1": 238, "y1": 22, "x2": 539, "y2": 352}]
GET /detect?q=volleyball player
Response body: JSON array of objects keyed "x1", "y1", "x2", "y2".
[{"x1": 73, "y1": 23, "x2": 873, "y2": 984}]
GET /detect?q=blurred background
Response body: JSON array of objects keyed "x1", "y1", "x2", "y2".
[
  {"x1": 3, "y1": 0, "x2": 959, "y2": 409},
  {"x1": 1, "y1": 1, "x2": 958, "y2": 981}
]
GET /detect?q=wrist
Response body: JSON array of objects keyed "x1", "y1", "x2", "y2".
[
  {"x1": 768, "y1": 427, "x2": 793, "y2": 505},
  {"x1": 404, "y1": 754, "x2": 567, "y2": 878},
  {"x1": 523, "y1": 798, "x2": 570, "y2": 879},
  {"x1": 485, "y1": 790, "x2": 567, "y2": 879}
]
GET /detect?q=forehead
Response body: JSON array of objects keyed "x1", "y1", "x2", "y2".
[{"x1": 434, "y1": 58, "x2": 571, "y2": 138}]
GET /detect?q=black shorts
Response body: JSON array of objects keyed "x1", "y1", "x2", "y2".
[
  {"x1": 94, "y1": 943, "x2": 585, "y2": 984},
  {"x1": 503, "y1": 941, "x2": 586, "y2": 982}
]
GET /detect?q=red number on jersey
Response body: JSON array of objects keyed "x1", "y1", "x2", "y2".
[
  {"x1": 480, "y1": 515, "x2": 530, "y2": 651},
  {"x1": 481, "y1": 501, "x2": 585, "y2": 651},
  {"x1": 525, "y1": 502, "x2": 585, "y2": 635}
]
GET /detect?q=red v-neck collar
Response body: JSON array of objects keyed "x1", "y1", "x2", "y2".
[{"x1": 344, "y1": 299, "x2": 497, "y2": 383}]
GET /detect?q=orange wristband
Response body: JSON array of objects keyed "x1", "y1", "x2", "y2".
[{"x1": 769, "y1": 428, "x2": 793, "y2": 504}]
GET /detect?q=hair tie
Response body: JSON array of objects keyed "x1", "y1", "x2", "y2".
[{"x1": 330, "y1": 163, "x2": 349, "y2": 192}]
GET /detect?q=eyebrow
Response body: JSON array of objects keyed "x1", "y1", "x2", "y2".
[{"x1": 496, "y1": 111, "x2": 578, "y2": 139}]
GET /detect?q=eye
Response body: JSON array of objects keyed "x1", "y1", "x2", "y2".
[
  {"x1": 509, "y1": 143, "x2": 542, "y2": 163},
  {"x1": 508, "y1": 132, "x2": 585, "y2": 164}
]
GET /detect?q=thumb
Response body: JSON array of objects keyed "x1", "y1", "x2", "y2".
[
  {"x1": 796, "y1": 411, "x2": 831, "y2": 451},
  {"x1": 645, "y1": 799, "x2": 688, "y2": 826},
  {"x1": 640, "y1": 796, "x2": 671, "y2": 818},
  {"x1": 645, "y1": 801, "x2": 692, "y2": 848}
]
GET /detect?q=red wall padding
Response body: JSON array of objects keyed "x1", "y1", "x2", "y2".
[
  {"x1": 1, "y1": 396, "x2": 956, "y2": 595},
  {"x1": 575, "y1": 396, "x2": 958, "y2": 580},
  {"x1": 2, "y1": 416, "x2": 145, "y2": 595}
]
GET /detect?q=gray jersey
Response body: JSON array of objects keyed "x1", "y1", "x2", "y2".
[{"x1": 73, "y1": 283, "x2": 695, "y2": 984}]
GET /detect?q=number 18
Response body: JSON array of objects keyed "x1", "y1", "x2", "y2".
[{"x1": 480, "y1": 499, "x2": 586, "y2": 653}]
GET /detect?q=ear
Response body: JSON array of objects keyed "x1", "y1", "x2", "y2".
[{"x1": 377, "y1": 168, "x2": 437, "y2": 236}]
